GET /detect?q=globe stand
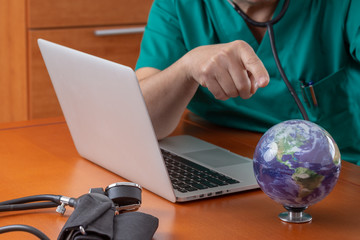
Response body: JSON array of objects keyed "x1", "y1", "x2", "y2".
[{"x1": 278, "y1": 206, "x2": 312, "y2": 223}]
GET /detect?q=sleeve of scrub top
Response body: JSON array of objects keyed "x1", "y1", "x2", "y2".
[
  {"x1": 135, "y1": 0, "x2": 187, "y2": 71},
  {"x1": 345, "y1": 0, "x2": 360, "y2": 63}
]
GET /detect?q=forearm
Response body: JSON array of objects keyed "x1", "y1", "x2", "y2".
[
  {"x1": 137, "y1": 59, "x2": 199, "y2": 140},
  {"x1": 136, "y1": 41, "x2": 269, "y2": 139}
]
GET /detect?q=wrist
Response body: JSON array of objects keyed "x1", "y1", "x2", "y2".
[{"x1": 176, "y1": 52, "x2": 199, "y2": 88}]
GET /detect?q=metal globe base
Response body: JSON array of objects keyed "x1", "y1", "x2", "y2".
[{"x1": 278, "y1": 206, "x2": 312, "y2": 223}]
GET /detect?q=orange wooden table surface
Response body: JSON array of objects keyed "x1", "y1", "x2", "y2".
[{"x1": 0, "y1": 112, "x2": 359, "y2": 240}]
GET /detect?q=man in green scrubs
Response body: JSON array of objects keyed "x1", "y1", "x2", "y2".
[{"x1": 135, "y1": 0, "x2": 360, "y2": 165}]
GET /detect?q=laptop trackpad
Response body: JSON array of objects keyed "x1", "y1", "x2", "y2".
[{"x1": 184, "y1": 148, "x2": 251, "y2": 168}]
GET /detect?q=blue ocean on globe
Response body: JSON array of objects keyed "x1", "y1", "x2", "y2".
[{"x1": 253, "y1": 120, "x2": 341, "y2": 208}]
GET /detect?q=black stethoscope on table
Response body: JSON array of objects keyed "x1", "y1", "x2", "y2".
[{"x1": 226, "y1": 0, "x2": 310, "y2": 121}]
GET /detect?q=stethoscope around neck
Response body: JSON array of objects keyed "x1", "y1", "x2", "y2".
[{"x1": 227, "y1": 0, "x2": 309, "y2": 121}]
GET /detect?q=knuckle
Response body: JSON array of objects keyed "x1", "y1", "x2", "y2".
[
  {"x1": 244, "y1": 55, "x2": 261, "y2": 66},
  {"x1": 233, "y1": 40, "x2": 251, "y2": 51},
  {"x1": 232, "y1": 40, "x2": 246, "y2": 47},
  {"x1": 199, "y1": 62, "x2": 214, "y2": 77},
  {"x1": 239, "y1": 88, "x2": 252, "y2": 99},
  {"x1": 226, "y1": 89, "x2": 239, "y2": 98},
  {"x1": 232, "y1": 40, "x2": 261, "y2": 65},
  {"x1": 217, "y1": 48, "x2": 232, "y2": 59},
  {"x1": 212, "y1": 90, "x2": 226, "y2": 100}
]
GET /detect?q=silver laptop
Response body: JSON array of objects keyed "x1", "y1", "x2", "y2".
[{"x1": 38, "y1": 39, "x2": 258, "y2": 202}]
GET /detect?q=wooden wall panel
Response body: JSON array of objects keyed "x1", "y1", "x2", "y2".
[
  {"x1": 0, "y1": 0, "x2": 28, "y2": 122},
  {"x1": 0, "y1": 0, "x2": 152, "y2": 122},
  {"x1": 27, "y1": 0, "x2": 153, "y2": 28}
]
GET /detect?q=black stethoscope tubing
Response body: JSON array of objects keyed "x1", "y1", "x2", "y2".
[
  {"x1": 228, "y1": 0, "x2": 309, "y2": 121},
  {"x1": 0, "y1": 194, "x2": 66, "y2": 212}
]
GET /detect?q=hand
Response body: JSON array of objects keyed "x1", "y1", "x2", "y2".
[{"x1": 183, "y1": 40, "x2": 269, "y2": 100}]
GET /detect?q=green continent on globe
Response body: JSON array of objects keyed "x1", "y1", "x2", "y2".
[
  {"x1": 292, "y1": 167, "x2": 324, "y2": 199},
  {"x1": 275, "y1": 127, "x2": 307, "y2": 169}
]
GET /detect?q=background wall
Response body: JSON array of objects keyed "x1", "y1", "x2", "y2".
[
  {"x1": 0, "y1": 0, "x2": 153, "y2": 123},
  {"x1": 0, "y1": 0, "x2": 28, "y2": 122}
]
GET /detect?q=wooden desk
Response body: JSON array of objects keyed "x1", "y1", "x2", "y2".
[{"x1": 0, "y1": 112, "x2": 359, "y2": 239}]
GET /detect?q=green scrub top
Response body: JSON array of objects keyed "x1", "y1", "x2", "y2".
[{"x1": 136, "y1": 0, "x2": 360, "y2": 165}]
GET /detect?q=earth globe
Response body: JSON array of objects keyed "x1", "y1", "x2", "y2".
[{"x1": 253, "y1": 120, "x2": 341, "y2": 223}]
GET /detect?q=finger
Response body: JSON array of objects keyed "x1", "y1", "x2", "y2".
[
  {"x1": 200, "y1": 75, "x2": 229, "y2": 100},
  {"x1": 224, "y1": 57, "x2": 253, "y2": 99},
  {"x1": 197, "y1": 59, "x2": 238, "y2": 100},
  {"x1": 236, "y1": 41, "x2": 269, "y2": 87},
  {"x1": 214, "y1": 66, "x2": 240, "y2": 99},
  {"x1": 248, "y1": 71, "x2": 258, "y2": 95}
]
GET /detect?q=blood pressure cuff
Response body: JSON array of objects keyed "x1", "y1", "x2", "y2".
[
  {"x1": 57, "y1": 193, "x2": 115, "y2": 240},
  {"x1": 57, "y1": 193, "x2": 159, "y2": 240},
  {"x1": 113, "y1": 212, "x2": 159, "y2": 240}
]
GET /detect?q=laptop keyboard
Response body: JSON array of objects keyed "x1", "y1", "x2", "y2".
[{"x1": 161, "y1": 149, "x2": 240, "y2": 193}]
